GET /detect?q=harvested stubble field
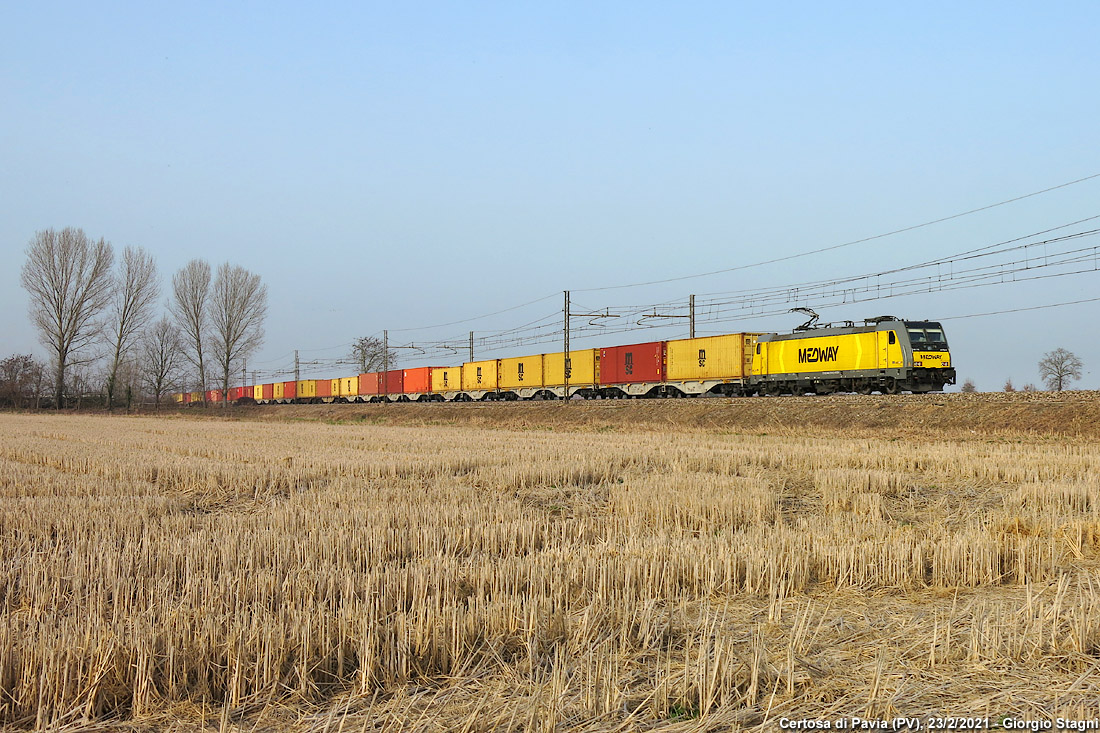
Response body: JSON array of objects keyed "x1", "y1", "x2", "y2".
[{"x1": 3, "y1": 395, "x2": 1100, "y2": 731}]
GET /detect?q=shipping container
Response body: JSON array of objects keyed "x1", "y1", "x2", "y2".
[
  {"x1": 179, "y1": 392, "x2": 188, "y2": 404},
  {"x1": 297, "y1": 380, "x2": 317, "y2": 399},
  {"x1": 665, "y1": 334, "x2": 757, "y2": 382},
  {"x1": 544, "y1": 349, "x2": 599, "y2": 387},
  {"x1": 430, "y1": 367, "x2": 462, "y2": 392},
  {"x1": 379, "y1": 369, "x2": 403, "y2": 395},
  {"x1": 403, "y1": 367, "x2": 439, "y2": 394},
  {"x1": 229, "y1": 387, "x2": 244, "y2": 401},
  {"x1": 281, "y1": 381, "x2": 295, "y2": 400},
  {"x1": 600, "y1": 341, "x2": 665, "y2": 385},
  {"x1": 336, "y1": 376, "x2": 358, "y2": 397},
  {"x1": 190, "y1": 391, "x2": 203, "y2": 403},
  {"x1": 317, "y1": 379, "x2": 333, "y2": 398},
  {"x1": 462, "y1": 359, "x2": 498, "y2": 392},
  {"x1": 358, "y1": 373, "x2": 379, "y2": 396},
  {"x1": 499, "y1": 354, "x2": 544, "y2": 390},
  {"x1": 205, "y1": 389, "x2": 223, "y2": 403},
  {"x1": 273, "y1": 382, "x2": 285, "y2": 400}
]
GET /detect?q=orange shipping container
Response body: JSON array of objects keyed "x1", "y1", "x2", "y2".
[
  {"x1": 358, "y1": 373, "x2": 379, "y2": 396},
  {"x1": 403, "y1": 367, "x2": 444, "y2": 394}
]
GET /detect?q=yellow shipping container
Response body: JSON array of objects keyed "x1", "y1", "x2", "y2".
[
  {"x1": 174, "y1": 393, "x2": 183, "y2": 403},
  {"x1": 499, "y1": 354, "x2": 544, "y2": 390},
  {"x1": 754, "y1": 329, "x2": 903, "y2": 376},
  {"x1": 462, "y1": 359, "x2": 499, "y2": 391},
  {"x1": 297, "y1": 379, "x2": 317, "y2": 399},
  {"x1": 254, "y1": 384, "x2": 265, "y2": 401},
  {"x1": 273, "y1": 382, "x2": 285, "y2": 399},
  {"x1": 190, "y1": 392, "x2": 203, "y2": 402},
  {"x1": 544, "y1": 349, "x2": 598, "y2": 387},
  {"x1": 666, "y1": 334, "x2": 758, "y2": 381},
  {"x1": 431, "y1": 366, "x2": 462, "y2": 392},
  {"x1": 336, "y1": 376, "x2": 358, "y2": 396}
]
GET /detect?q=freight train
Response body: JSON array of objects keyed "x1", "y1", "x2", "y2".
[{"x1": 175, "y1": 316, "x2": 954, "y2": 405}]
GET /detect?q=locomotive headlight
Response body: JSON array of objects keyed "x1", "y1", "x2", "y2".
[{"x1": 914, "y1": 361, "x2": 922, "y2": 367}]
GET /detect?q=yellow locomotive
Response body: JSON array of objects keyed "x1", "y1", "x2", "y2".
[{"x1": 751, "y1": 316, "x2": 954, "y2": 395}]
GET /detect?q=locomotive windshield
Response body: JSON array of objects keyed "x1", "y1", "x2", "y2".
[{"x1": 904, "y1": 321, "x2": 948, "y2": 351}]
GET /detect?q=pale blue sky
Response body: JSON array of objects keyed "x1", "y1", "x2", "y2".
[{"x1": 3, "y1": 2, "x2": 1099, "y2": 390}]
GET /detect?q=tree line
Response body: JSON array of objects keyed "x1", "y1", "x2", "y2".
[{"x1": 12, "y1": 227, "x2": 267, "y2": 410}]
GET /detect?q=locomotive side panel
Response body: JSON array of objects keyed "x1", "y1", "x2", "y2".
[{"x1": 762, "y1": 331, "x2": 883, "y2": 376}]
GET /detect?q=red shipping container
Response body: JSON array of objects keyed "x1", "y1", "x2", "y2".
[
  {"x1": 242, "y1": 385, "x2": 254, "y2": 399},
  {"x1": 206, "y1": 390, "x2": 223, "y2": 403},
  {"x1": 358, "y1": 373, "x2": 379, "y2": 396},
  {"x1": 229, "y1": 387, "x2": 243, "y2": 401},
  {"x1": 380, "y1": 369, "x2": 403, "y2": 394},
  {"x1": 182, "y1": 392, "x2": 191, "y2": 404},
  {"x1": 281, "y1": 381, "x2": 295, "y2": 399},
  {"x1": 599, "y1": 341, "x2": 666, "y2": 385},
  {"x1": 402, "y1": 367, "x2": 443, "y2": 394},
  {"x1": 316, "y1": 379, "x2": 332, "y2": 398}
]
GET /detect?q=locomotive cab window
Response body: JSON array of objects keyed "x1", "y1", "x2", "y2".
[
  {"x1": 888, "y1": 331, "x2": 896, "y2": 345},
  {"x1": 904, "y1": 321, "x2": 948, "y2": 351}
]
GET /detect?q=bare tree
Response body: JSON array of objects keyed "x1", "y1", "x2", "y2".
[
  {"x1": 171, "y1": 259, "x2": 212, "y2": 404},
  {"x1": 141, "y1": 316, "x2": 183, "y2": 411},
  {"x1": 105, "y1": 246, "x2": 159, "y2": 410},
  {"x1": 21, "y1": 228, "x2": 115, "y2": 409},
  {"x1": 1038, "y1": 348, "x2": 1083, "y2": 391},
  {"x1": 0, "y1": 354, "x2": 45, "y2": 408},
  {"x1": 350, "y1": 336, "x2": 398, "y2": 373},
  {"x1": 1003, "y1": 379, "x2": 1016, "y2": 393},
  {"x1": 960, "y1": 379, "x2": 977, "y2": 393},
  {"x1": 209, "y1": 263, "x2": 267, "y2": 409}
]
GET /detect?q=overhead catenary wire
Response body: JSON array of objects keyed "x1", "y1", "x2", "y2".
[
  {"x1": 252, "y1": 204, "x2": 1100, "y2": 378},
  {"x1": 939, "y1": 296, "x2": 1100, "y2": 320},
  {"x1": 570, "y1": 171, "x2": 1100, "y2": 293}
]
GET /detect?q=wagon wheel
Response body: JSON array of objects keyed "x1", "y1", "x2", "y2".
[{"x1": 883, "y1": 379, "x2": 901, "y2": 395}]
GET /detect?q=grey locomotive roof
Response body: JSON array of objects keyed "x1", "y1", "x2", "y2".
[{"x1": 758, "y1": 319, "x2": 904, "y2": 343}]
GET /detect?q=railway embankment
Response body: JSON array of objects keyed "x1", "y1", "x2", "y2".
[{"x1": 223, "y1": 390, "x2": 1100, "y2": 438}]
